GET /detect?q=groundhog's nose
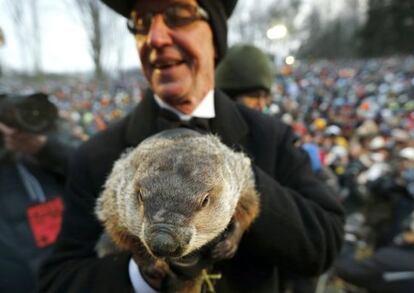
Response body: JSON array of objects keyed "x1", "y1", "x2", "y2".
[{"x1": 149, "y1": 232, "x2": 179, "y2": 257}]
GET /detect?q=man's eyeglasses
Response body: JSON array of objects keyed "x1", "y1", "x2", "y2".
[{"x1": 127, "y1": 3, "x2": 209, "y2": 36}]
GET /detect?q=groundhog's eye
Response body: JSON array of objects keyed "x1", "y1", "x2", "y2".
[{"x1": 201, "y1": 193, "x2": 210, "y2": 208}]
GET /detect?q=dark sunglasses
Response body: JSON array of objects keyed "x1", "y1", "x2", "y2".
[{"x1": 127, "y1": 3, "x2": 209, "y2": 35}]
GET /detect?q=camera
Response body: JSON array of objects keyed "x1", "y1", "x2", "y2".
[{"x1": 0, "y1": 92, "x2": 58, "y2": 134}]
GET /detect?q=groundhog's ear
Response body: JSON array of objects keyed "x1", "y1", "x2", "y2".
[
  {"x1": 120, "y1": 148, "x2": 140, "y2": 172},
  {"x1": 96, "y1": 153, "x2": 138, "y2": 221},
  {"x1": 105, "y1": 153, "x2": 137, "y2": 197},
  {"x1": 118, "y1": 153, "x2": 137, "y2": 185}
]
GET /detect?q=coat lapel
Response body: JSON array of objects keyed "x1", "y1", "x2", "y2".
[
  {"x1": 124, "y1": 90, "x2": 160, "y2": 147},
  {"x1": 210, "y1": 90, "x2": 249, "y2": 150}
]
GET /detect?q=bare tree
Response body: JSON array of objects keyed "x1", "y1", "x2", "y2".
[
  {"x1": 70, "y1": 0, "x2": 128, "y2": 78},
  {"x1": 4, "y1": 0, "x2": 43, "y2": 74},
  {"x1": 297, "y1": 0, "x2": 368, "y2": 58},
  {"x1": 72, "y1": 0, "x2": 104, "y2": 77},
  {"x1": 0, "y1": 26, "x2": 4, "y2": 76},
  {"x1": 229, "y1": 1, "x2": 273, "y2": 45},
  {"x1": 229, "y1": 0, "x2": 302, "y2": 61},
  {"x1": 4, "y1": 0, "x2": 29, "y2": 72},
  {"x1": 30, "y1": 0, "x2": 42, "y2": 74},
  {"x1": 0, "y1": 27, "x2": 4, "y2": 47}
]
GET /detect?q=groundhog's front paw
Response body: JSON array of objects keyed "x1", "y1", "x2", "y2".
[
  {"x1": 212, "y1": 221, "x2": 243, "y2": 260},
  {"x1": 212, "y1": 239, "x2": 238, "y2": 259},
  {"x1": 139, "y1": 262, "x2": 167, "y2": 290}
]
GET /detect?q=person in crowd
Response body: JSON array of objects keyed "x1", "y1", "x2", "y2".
[
  {"x1": 334, "y1": 210, "x2": 414, "y2": 293},
  {"x1": 0, "y1": 93, "x2": 76, "y2": 293},
  {"x1": 333, "y1": 147, "x2": 414, "y2": 292},
  {"x1": 215, "y1": 43, "x2": 274, "y2": 113},
  {"x1": 39, "y1": 1, "x2": 344, "y2": 292}
]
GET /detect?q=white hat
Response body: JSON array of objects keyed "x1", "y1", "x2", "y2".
[
  {"x1": 325, "y1": 125, "x2": 341, "y2": 136},
  {"x1": 356, "y1": 120, "x2": 379, "y2": 137},
  {"x1": 391, "y1": 129, "x2": 410, "y2": 142},
  {"x1": 369, "y1": 136, "x2": 386, "y2": 150},
  {"x1": 399, "y1": 147, "x2": 414, "y2": 161}
]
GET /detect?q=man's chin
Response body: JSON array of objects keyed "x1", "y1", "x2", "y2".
[
  {"x1": 153, "y1": 83, "x2": 187, "y2": 101},
  {"x1": 152, "y1": 82, "x2": 200, "y2": 114},
  {"x1": 157, "y1": 94, "x2": 194, "y2": 115},
  {"x1": 153, "y1": 82, "x2": 185, "y2": 97}
]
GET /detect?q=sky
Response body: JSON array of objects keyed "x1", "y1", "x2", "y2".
[
  {"x1": 0, "y1": 0, "x2": 349, "y2": 74},
  {"x1": 0, "y1": 0, "x2": 138, "y2": 73}
]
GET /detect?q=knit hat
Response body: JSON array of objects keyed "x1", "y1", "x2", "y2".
[
  {"x1": 215, "y1": 44, "x2": 274, "y2": 98},
  {"x1": 100, "y1": 0, "x2": 237, "y2": 62}
]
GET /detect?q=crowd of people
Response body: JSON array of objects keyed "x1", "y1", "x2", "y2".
[
  {"x1": 3, "y1": 75, "x2": 144, "y2": 141},
  {"x1": 275, "y1": 56, "x2": 414, "y2": 206},
  {"x1": 273, "y1": 56, "x2": 414, "y2": 292}
]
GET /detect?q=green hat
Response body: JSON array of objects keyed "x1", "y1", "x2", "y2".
[
  {"x1": 215, "y1": 44, "x2": 274, "y2": 98},
  {"x1": 100, "y1": 0, "x2": 238, "y2": 62}
]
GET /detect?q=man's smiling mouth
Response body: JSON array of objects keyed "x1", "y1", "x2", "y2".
[{"x1": 152, "y1": 60, "x2": 185, "y2": 70}]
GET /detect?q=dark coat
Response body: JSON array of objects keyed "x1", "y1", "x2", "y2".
[
  {"x1": 0, "y1": 135, "x2": 74, "y2": 293},
  {"x1": 39, "y1": 90, "x2": 344, "y2": 293}
]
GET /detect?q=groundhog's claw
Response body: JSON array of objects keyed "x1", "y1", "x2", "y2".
[
  {"x1": 212, "y1": 239, "x2": 238, "y2": 259},
  {"x1": 212, "y1": 220, "x2": 243, "y2": 260}
]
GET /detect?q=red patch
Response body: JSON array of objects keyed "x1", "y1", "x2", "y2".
[{"x1": 26, "y1": 197, "x2": 64, "y2": 248}]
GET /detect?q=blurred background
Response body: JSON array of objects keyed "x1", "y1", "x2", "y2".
[
  {"x1": 1, "y1": 0, "x2": 413, "y2": 75},
  {"x1": 0, "y1": 1, "x2": 414, "y2": 292}
]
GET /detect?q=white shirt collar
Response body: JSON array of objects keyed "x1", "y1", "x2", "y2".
[{"x1": 154, "y1": 90, "x2": 215, "y2": 121}]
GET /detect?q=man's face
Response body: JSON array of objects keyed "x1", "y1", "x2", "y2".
[
  {"x1": 237, "y1": 96, "x2": 268, "y2": 112},
  {"x1": 236, "y1": 90, "x2": 270, "y2": 112},
  {"x1": 134, "y1": 0, "x2": 216, "y2": 114}
]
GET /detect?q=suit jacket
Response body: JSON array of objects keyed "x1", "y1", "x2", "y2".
[{"x1": 40, "y1": 90, "x2": 344, "y2": 293}]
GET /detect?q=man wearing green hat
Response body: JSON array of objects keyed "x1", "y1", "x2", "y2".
[
  {"x1": 40, "y1": 1, "x2": 344, "y2": 292},
  {"x1": 215, "y1": 44, "x2": 274, "y2": 113}
]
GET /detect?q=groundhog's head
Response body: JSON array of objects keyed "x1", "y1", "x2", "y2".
[{"x1": 96, "y1": 129, "x2": 250, "y2": 259}]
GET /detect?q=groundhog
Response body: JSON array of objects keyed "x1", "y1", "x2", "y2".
[{"x1": 95, "y1": 128, "x2": 260, "y2": 292}]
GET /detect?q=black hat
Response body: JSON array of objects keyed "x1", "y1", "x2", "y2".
[{"x1": 100, "y1": 0, "x2": 238, "y2": 62}]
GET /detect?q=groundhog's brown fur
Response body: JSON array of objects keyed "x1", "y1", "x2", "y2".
[{"x1": 95, "y1": 129, "x2": 259, "y2": 292}]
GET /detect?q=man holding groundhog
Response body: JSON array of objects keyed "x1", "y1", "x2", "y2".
[{"x1": 40, "y1": 0, "x2": 344, "y2": 292}]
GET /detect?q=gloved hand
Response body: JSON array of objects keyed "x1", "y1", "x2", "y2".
[{"x1": 0, "y1": 122, "x2": 47, "y2": 155}]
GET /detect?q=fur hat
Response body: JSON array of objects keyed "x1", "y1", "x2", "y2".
[
  {"x1": 100, "y1": 0, "x2": 238, "y2": 62},
  {"x1": 215, "y1": 44, "x2": 273, "y2": 98}
]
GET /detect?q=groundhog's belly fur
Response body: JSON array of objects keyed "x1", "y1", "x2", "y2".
[{"x1": 95, "y1": 129, "x2": 260, "y2": 293}]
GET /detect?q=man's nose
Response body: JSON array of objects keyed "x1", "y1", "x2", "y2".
[{"x1": 146, "y1": 15, "x2": 173, "y2": 48}]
